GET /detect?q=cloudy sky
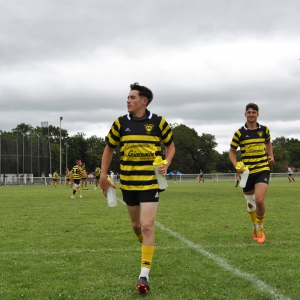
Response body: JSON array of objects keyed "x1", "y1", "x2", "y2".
[{"x1": 1, "y1": 0, "x2": 300, "y2": 153}]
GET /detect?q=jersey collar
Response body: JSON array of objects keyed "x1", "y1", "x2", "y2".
[
  {"x1": 244, "y1": 122, "x2": 261, "y2": 130},
  {"x1": 127, "y1": 109, "x2": 153, "y2": 120}
]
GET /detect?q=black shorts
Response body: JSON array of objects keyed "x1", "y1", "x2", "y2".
[
  {"x1": 121, "y1": 189, "x2": 159, "y2": 206},
  {"x1": 96, "y1": 176, "x2": 100, "y2": 180},
  {"x1": 73, "y1": 179, "x2": 80, "y2": 185},
  {"x1": 243, "y1": 171, "x2": 270, "y2": 193},
  {"x1": 53, "y1": 179, "x2": 57, "y2": 182}
]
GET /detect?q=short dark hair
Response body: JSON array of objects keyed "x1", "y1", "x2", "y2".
[
  {"x1": 130, "y1": 82, "x2": 153, "y2": 106},
  {"x1": 246, "y1": 103, "x2": 259, "y2": 112}
]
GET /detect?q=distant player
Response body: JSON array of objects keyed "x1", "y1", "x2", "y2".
[
  {"x1": 94, "y1": 166, "x2": 101, "y2": 189},
  {"x1": 198, "y1": 170, "x2": 204, "y2": 182},
  {"x1": 235, "y1": 173, "x2": 241, "y2": 187},
  {"x1": 65, "y1": 168, "x2": 72, "y2": 188},
  {"x1": 81, "y1": 163, "x2": 88, "y2": 190},
  {"x1": 52, "y1": 170, "x2": 59, "y2": 187},
  {"x1": 173, "y1": 170, "x2": 177, "y2": 183},
  {"x1": 116, "y1": 172, "x2": 120, "y2": 183},
  {"x1": 110, "y1": 170, "x2": 115, "y2": 182},
  {"x1": 287, "y1": 166, "x2": 295, "y2": 183},
  {"x1": 70, "y1": 160, "x2": 83, "y2": 199}
]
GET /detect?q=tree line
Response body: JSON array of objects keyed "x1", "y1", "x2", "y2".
[{"x1": 0, "y1": 123, "x2": 298, "y2": 176}]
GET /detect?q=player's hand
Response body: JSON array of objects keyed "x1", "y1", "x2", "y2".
[
  {"x1": 235, "y1": 161, "x2": 246, "y2": 173},
  {"x1": 158, "y1": 164, "x2": 169, "y2": 176},
  {"x1": 268, "y1": 156, "x2": 275, "y2": 164},
  {"x1": 100, "y1": 176, "x2": 115, "y2": 197}
]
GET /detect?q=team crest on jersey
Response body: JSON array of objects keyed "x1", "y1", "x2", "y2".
[
  {"x1": 144, "y1": 124, "x2": 154, "y2": 134},
  {"x1": 257, "y1": 131, "x2": 264, "y2": 137}
]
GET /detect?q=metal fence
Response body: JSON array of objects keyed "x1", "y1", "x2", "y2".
[
  {"x1": 1, "y1": 173, "x2": 297, "y2": 186},
  {"x1": 0, "y1": 134, "x2": 50, "y2": 177}
]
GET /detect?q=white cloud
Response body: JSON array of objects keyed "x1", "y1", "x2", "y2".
[{"x1": 1, "y1": 0, "x2": 300, "y2": 153}]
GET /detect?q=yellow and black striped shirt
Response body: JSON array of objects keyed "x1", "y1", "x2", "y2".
[
  {"x1": 53, "y1": 172, "x2": 59, "y2": 179},
  {"x1": 95, "y1": 167, "x2": 101, "y2": 176},
  {"x1": 106, "y1": 110, "x2": 173, "y2": 191},
  {"x1": 230, "y1": 123, "x2": 271, "y2": 174},
  {"x1": 81, "y1": 169, "x2": 87, "y2": 179},
  {"x1": 71, "y1": 165, "x2": 82, "y2": 180}
]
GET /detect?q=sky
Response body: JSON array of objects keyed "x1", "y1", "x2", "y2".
[{"x1": 1, "y1": 0, "x2": 300, "y2": 153}]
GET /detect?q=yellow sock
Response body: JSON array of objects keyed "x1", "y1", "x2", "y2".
[
  {"x1": 255, "y1": 214, "x2": 265, "y2": 228},
  {"x1": 248, "y1": 210, "x2": 256, "y2": 224},
  {"x1": 136, "y1": 234, "x2": 143, "y2": 243},
  {"x1": 78, "y1": 188, "x2": 81, "y2": 196},
  {"x1": 141, "y1": 245, "x2": 155, "y2": 269}
]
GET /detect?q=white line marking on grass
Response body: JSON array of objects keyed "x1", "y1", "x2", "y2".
[
  {"x1": 156, "y1": 221, "x2": 292, "y2": 300},
  {"x1": 112, "y1": 197, "x2": 291, "y2": 299},
  {"x1": 0, "y1": 246, "x2": 189, "y2": 256}
]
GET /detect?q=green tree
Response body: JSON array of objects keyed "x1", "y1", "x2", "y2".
[
  {"x1": 170, "y1": 124, "x2": 201, "y2": 173},
  {"x1": 85, "y1": 135, "x2": 106, "y2": 172},
  {"x1": 197, "y1": 133, "x2": 218, "y2": 172},
  {"x1": 215, "y1": 151, "x2": 235, "y2": 173}
]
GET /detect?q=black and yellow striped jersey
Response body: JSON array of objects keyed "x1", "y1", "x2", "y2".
[
  {"x1": 106, "y1": 110, "x2": 173, "y2": 191},
  {"x1": 94, "y1": 167, "x2": 101, "y2": 176},
  {"x1": 230, "y1": 123, "x2": 271, "y2": 174},
  {"x1": 71, "y1": 165, "x2": 82, "y2": 180},
  {"x1": 81, "y1": 169, "x2": 87, "y2": 179},
  {"x1": 53, "y1": 172, "x2": 59, "y2": 179},
  {"x1": 66, "y1": 171, "x2": 72, "y2": 179}
]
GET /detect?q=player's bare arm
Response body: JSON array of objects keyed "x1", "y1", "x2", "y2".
[
  {"x1": 159, "y1": 142, "x2": 175, "y2": 175},
  {"x1": 100, "y1": 145, "x2": 115, "y2": 197},
  {"x1": 265, "y1": 141, "x2": 275, "y2": 164}
]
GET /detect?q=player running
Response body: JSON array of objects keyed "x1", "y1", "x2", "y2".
[
  {"x1": 70, "y1": 160, "x2": 83, "y2": 199},
  {"x1": 81, "y1": 163, "x2": 88, "y2": 190},
  {"x1": 229, "y1": 103, "x2": 274, "y2": 244}
]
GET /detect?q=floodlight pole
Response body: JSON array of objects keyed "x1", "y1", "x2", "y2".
[
  {"x1": 30, "y1": 134, "x2": 32, "y2": 175},
  {"x1": 20, "y1": 131, "x2": 25, "y2": 176},
  {"x1": 16, "y1": 131, "x2": 19, "y2": 177},
  {"x1": 59, "y1": 117, "x2": 63, "y2": 183},
  {"x1": 46, "y1": 135, "x2": 52, "y2": 175},
  {"x1": 36, "y1": 134, "x2": 40, "y2": 176},
  {"x1": 64, "y1": 141, "x2": 69, "y2": 170}
]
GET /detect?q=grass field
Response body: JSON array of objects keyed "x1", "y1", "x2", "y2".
[{"x1": 0, "y1": 179, "x2": 299, "y2": 300}]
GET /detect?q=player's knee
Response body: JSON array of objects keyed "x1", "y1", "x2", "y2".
[
  {"x1": 141, "y1": 222, "x2": 154, "y2": 236},
  {"x1": 132, "y1": 222, "x2": 141, "y2": 231},
  {"x1": 245, "y1": 194, "x2": 256, "y2": 212},
  {"x1": 255, "y1": 197, "x2": 264, "y2": 207}
]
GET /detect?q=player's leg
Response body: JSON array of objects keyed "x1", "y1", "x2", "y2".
[
  {"x1": 254, "y1": 182, "x2": 268, "y2": 243},
  {"x1": 244, "y1": 189, "x2": 257, "y2": 239},
  {"x1": 126, "y1": 205, "x2": 142, "y2": 243},
  {"x1": 137, "y1": 202, "x2": 158, "y2": 294}
]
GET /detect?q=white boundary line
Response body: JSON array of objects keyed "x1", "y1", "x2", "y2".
[
  {"x1": 115, "y1": 197, "x2": 291, "y2": 299},
  {"x1": 1, "y1": 197, "x2": 291, "y2": 299},
  {"x1": 117, "y1": 196, "x2": 291, "y2": 299},
  {"x1": 156, "y1": 221, "x2": 291, "y2": 300}
]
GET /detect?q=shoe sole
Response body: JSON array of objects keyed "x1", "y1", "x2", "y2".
[{"x1": 136, "y1": 283, "x2": 150, "y2": 294}]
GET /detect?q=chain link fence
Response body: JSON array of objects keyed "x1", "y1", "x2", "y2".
[{"x1": 0, "y1": 134, "x2": 50, "y2": 177}]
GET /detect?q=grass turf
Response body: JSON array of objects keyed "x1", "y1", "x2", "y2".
[{"x1": 0, "y1": 179, "x2": 299, "y2": 299}]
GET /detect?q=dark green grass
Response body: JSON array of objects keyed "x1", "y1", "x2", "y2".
[{"x1": 0, "y1": 179, "x2": 299, "y2": 299}]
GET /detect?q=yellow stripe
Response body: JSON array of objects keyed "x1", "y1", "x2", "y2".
[{"x1": 121, "y1": 135, "x2": 160, "y2": 142}]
